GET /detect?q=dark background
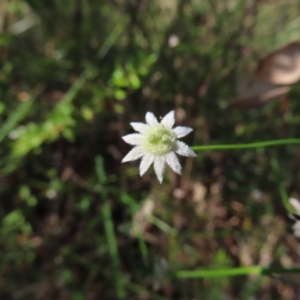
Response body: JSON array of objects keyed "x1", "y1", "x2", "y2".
[{"x1": 0, "y1": 0, "x2": 300, "y2": 299}]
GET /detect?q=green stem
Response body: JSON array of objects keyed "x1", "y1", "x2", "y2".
[
  {"x1": 191, "y1": 139, "x2": 300, "y2": 151},
  {"x1": 102, "y1": 202, "x2": 126, "y2": 299},
  {"x1": 177, "y1": 266, "x2": 300, "y2": 278}
]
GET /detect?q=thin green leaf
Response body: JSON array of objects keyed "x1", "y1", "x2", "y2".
[{"x1": 177, "y1": 266, "x2": 300, "y2": 278}]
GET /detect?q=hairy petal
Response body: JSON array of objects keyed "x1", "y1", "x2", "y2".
[
  {"x1": 122, "y1": 133, "x2": 143, "y2": 145},
  {"x1": 165, "y1": 152, "x2": 182, "y2": 175},
  {"x1": 145, "y1": 112, "x2": 158, "y2": 125},
  {"x1": 154, "y1": 156, "x2": 166, "y2": 183},
  {"x1": 173, "y1": 126, "x2": 193, "y2": 138},
  {"x1": 161, "y1": 110, "x2": 175, "y2": 128},
  {"x1": 175, "y1": 141, "x2": 196, "y2": 157},
  {"x1": 139, "y1": 154, "x2": 155, "y2": 176},
  {"x1": 130, "y1": 122, "x2": 149, "y2": 133},
  {"x1": 122, "y1": 146, "x2": 144, "y2": 162}
]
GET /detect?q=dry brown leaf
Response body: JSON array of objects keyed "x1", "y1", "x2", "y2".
[
  {"x1": 255, "y1": 42, "x2": 300, "y2": 85},
  {"x1": 230, "y1": 73, "x2": 290, "y2": 109}
]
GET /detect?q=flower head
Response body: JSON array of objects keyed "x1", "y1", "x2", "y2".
[{"x1": 122, "y1": 111, "x2": 196, "y2": 183}]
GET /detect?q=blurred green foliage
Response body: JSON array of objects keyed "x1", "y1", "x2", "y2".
[{"x1": 0, "y1": 0, "x2": 300, "y2": 299}]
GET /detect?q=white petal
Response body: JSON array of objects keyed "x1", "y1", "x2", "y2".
[
  {"x1": 161, "y1": 110, "x2": 175, "y2": 128},
  {"x1": 130, "y1": 122, "x2": 149, "y2": 133},
  {"x1": 122, "y1": 146, "x2": 144, "y2": 162},
  {"x1": 173, "y1": 126, "x2": 193, "y2": 138},
  {"x1": 122, "y1": 133, "x2": 143, "y2": 145},
  {"x1": 139, "y1": 154, "x2": 155, "y2": 176},
  {"x1": 145, "y1": 112, "x2": 158, "y2": 125},
  {"x1": 154, "y1": 156, "x2": 166, "y2": 183},
  {"x1": 175, "y1": 141, "x2": 196, "y2": 157},
  {"x1": 165, "y1": 152, "x2": 182, "y2": 175}
]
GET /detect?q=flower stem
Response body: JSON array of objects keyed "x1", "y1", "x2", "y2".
[
  {"x1": 176, "y1": 266, "x2": 300, "y2": 278},
  {"x1": 191, "y1": 139, "x2": 300, "y2": 151}
]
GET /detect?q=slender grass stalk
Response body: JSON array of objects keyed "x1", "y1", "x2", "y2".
[
  {"x1": 60, "y1": 69, "x2": 96, "y2": 104},
  {"x1": 191, "y1": 139, "x2": 300, "y2": 151},
  {"x1": 176, "y1": 266, "x2": 300, "y2": 278},
  {"x1": 0, "y1": 88, "x2": 42, "y2": 144},
  {"x1": 279, "y1": 185, "x2": 292, "y2": 212},
  {"x1": 96, "y1": 156, "x2": 126, "y2": 299},
  {"x1": 121, "y1": 193, "x2": 149, "y2": 264},
  {"x1": 150, "y1": 215, "x2": 178, "y2": 236},
  {"x1": 97, "y1": 23, "x2": 126, "y2": 60},
  {"x1": 102, "y1": 203, "x2": 126, "y2": 299},
  {"x1": 270, "y1": 158, "x2": 293, "y2": 212},
  {"x1": 137, "y1": 232, "x2": 149, "y2": 264}
]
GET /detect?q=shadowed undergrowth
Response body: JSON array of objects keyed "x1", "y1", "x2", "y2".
[{"x1": 0, "y1": 0, "x2": 300, "y2": 299}]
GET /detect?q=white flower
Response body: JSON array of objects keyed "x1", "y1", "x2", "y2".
[
  {"x1": 122, "y1": 111, "x2": 196, "y2": 183},
  {"x1": 289, "y1": 197, "x2": 300, "y2": 238}
]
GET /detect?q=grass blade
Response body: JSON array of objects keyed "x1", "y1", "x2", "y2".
[
  {"x1": 102, "y1": 202, "x2": 126, "y2": 299},
  {"x1": 0, "y1": 95, "x2": 37, "y2": 144},
  {"x1": 177, "y1": 266, "x2": 300, "y2": 278},
  {"x1": 96, "y1": 156, "x2": 125, "y2": 299}
]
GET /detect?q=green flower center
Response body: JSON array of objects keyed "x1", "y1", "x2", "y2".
[{"x1": 142, "y1": 124, "x2": 176, "y2": 156}]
